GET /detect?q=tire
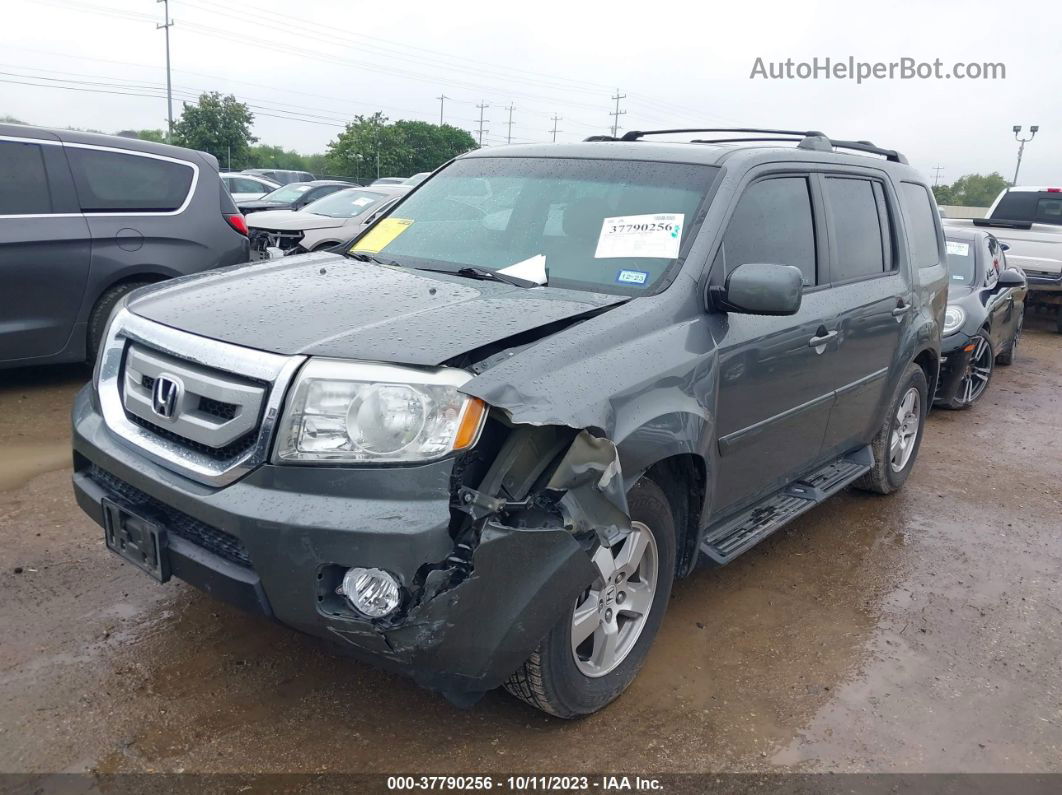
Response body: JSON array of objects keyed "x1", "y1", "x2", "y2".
[
  {"x1": 504, "y1": 476, "x2": 677, "y2": 718},
  {"x1": 937, "y1": 331, "x2": 994, "y2": 411},
  {"x1": 996, "y1": 314, "x2": 1022, "y2": 366},
  {"x1": 854, "y1": 362, "x2": 928, "y2": 495},
  {"x1": 86, "y1": 281, "x2": 153, "y2": 363}
]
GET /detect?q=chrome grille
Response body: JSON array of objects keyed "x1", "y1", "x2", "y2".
[
  {"x1": 97, "y1": 308, "x2": 305, "y2": 487},
  {"x1": 122, "y1": 344, "x2": 266, "y2": 451}
]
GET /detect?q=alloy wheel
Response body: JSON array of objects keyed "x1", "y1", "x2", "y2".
[
  {"x1": 960, "y1": 336, "x2": 993, "y2": 405},
  {"x1": 889, "y1": 387, "x2": 921, "y2": 472},
  {"x1": 571, "y1": 521, "x2": 658, "y2": 678}
]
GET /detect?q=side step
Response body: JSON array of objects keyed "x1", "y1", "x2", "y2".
[{"x1": 699, "y1": 446, "x2": 873, "y2": 566}]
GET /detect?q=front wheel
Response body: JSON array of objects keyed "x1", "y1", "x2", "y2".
[
  {"x1": 939, "y1": 331, "x2": 994, "y2": 410},
  {"x1": 504, "y1": 477, "x2": 676, "y2": 718}
]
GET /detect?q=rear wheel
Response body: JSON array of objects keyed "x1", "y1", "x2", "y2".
[
  {"x1": 855, "y1": 363, "x2": 928, "y2": 495},
  {"x1": 87, "y1": 281, "x2": 153, "y2": 363},
  {"x1": 504, "y1": 477, "x2": 676, "y2": 717},
  {"x1": 996, "y1": 314, "x2": 1022, "y2": 366}
]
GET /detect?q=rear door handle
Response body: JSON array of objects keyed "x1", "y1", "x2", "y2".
[{"x1": 808, "y1": 330, "x2": 838, "y2": 347}]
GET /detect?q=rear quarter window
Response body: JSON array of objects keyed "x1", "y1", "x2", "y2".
[
  {"x1": 68, "y1": 147, "x2": 195, "y2": 212},
  {"x1": 899, "y1": 182, "x2": 943, "y2": 269},
  {"x1": 0, "y1": 140, "x2": 52, "y2": 214}
]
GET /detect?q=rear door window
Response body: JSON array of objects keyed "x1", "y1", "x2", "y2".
[
  {"x1": 67, "y1": 148, "x2": 194, "y2": 212},
  {"x1": 0, "y1": 140, "x2": 52, "y2": 214},
  {"x1": 722, "y1": 176, "x2": 817, "y2": 285},
  {"x1": 824, "y1": 177, "x2": 887, "y2": 281},
  {"x1": 1036, "y1": 196, "x2": 1062, "y2": 225},
  {"x1": 899, "y1": 182, "x2": 943, "y2": 269}
]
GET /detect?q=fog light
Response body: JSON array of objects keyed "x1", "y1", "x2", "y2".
[{"x1": 339, "y1": 567, "x2": 401, "y2": 618}]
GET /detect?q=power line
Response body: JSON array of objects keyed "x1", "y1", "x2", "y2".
[{"x1": 610, "y1": 89, "x2": 627, "y2": 137}]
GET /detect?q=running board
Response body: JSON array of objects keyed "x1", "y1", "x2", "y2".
[{"x1": 700, "y1": 446, "x2": 873, "y2": 566}]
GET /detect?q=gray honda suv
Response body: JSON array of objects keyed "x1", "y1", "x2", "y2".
[
  {"x1": 71, "y1": 128, "x2": 947, "y2": 717},
  {"x1": 0, "y1": 124, "x2": 250, "y2": 368}
]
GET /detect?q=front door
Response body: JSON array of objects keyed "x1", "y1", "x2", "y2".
[{"x1": 711, "y1": 173, "x2": 838, "y2": 516}]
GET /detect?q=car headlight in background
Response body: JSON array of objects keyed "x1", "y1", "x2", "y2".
[
  {"x1": 274, "y1": 359, "x2": 487, "y2": 464},
  {"x1": 943, "y1": 305, "x2": 966, "y2": 336}
]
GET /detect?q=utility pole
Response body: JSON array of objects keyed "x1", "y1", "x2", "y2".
[
  {"x1": 476, "y1": 101, "x2": 489, "y2": 147},
  {"x1": 932, "y1": 165, "x2": 944, "y2": 186},
  {"x1": 610, "y1": 89, "x2": 626, "y2": 138},
  {"x1": 505, "y1": 103, "x2": 515, "y2": 145},
  {"x1": 549, "y1": 114, "x2": 562, "y2": 143},
  {"x1": 1012, "y1": 125, "x2": 1039, "y2": 185},
  {"x1": 436, "y1": 94, "x2": 448, "y2": 126},
  {"x1": 157, "y1": 0, "x2": 174, "y2": 142}
]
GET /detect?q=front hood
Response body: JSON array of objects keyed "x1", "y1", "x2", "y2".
[
  {"x1": 127, "y1": 253, "x2": 626, "y2": 366},
  {"x1": 247, "y1": 210, "x2": 346, "y2": 231}
]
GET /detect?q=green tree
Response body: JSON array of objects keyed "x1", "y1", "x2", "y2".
[
  {"x1": 1, "y1": 114, "x2": 27, "y2": 124},
  {"x1": 935, "y1": 173, "x2": 1009, "y2": 207},
  {"x1": 172, "y1": 92, "x2": 256, "y2": 168},
  {"x1": 245, "y1": 143, "x2": 311, "y2": 171},
  {"x1": 116, "y1": 129, "x2": 167, "y2": 143},
  {"x1": 326, "y1": 113, "x2": 475, "y2": 182}
]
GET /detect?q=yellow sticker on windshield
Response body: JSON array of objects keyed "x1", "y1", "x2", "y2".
[{"x1": 350, "y1": 218, "x2": 413, "y2": 254}]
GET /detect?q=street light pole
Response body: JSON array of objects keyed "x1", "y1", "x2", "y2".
[{"x1": 1012, "y1": 124, "x2": 1039, "y2": 185}]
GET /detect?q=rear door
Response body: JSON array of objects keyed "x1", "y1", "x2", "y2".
[
  {"x1": 817, "y1": 172, "x2": 911, "y2": 455},
  {"x1": 0, "y1": 137, "x2": 92, "y2": 361},
  {"x1": 712, "y1": 172, "x2": 838, "y2": 515}
]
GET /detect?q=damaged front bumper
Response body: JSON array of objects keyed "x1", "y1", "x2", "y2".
[
  {"x1": 71, "y1": 386, "x2": 620, "y2": 702},
  {"x1": 934, "y1": 333, "x2": 976, "y2": 404}
]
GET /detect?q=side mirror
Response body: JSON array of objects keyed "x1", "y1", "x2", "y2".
[
  {"x1": 709, "y1": 263, "x2": 804, "y2": 316},
  {"x1": 996, "y1": 268, "x2": 1025, "y2": 287}
]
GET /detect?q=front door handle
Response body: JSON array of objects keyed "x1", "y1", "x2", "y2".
[
  {"x1": 892, "y1": 302, "x2": 912, "y2": 317},
  {"x1": 808, "y1": 330, "x2": 838, "y2": 347}
]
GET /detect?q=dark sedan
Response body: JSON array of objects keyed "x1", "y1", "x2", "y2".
[
  {"x1": 237, "y1": 180, "x2": 356, "y2": 215},
  {"x1": 935, "y1": 229, "x2": 1027, "y2": 409}
]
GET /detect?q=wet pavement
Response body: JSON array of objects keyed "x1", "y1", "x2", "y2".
[{"x1": 1, "y1": 315, "x2": 1060, "y2": 775}]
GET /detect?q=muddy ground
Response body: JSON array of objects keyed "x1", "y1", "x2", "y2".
[{"x1": 1, "y1": 315, "x2": 1060, "y2": 776}]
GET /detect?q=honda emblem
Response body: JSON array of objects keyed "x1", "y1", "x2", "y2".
[{"x1": 151, "y1": 375, "x2": 182, "y2": 420}]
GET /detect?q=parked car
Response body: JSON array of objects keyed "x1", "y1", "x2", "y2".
[
  {"x1": 237, "y1": 180, "x2": 354, "y2": 215},
  {"x1": 242, "y1": 168, "x2": 315, "y2": 185},
  {"x1": 0, "y1": 123, "x2": 249, "y2": 368},
  {"x1": 934, "y1": 229, "x2": 1027, "y2": 409},
  {"x1": 72, "y1": 128, "x2": 946, "y2": 717},
  {"x1": 403, "y1": 172, "x2": 431, "y2": 186},
  {"x1": 370, "y1": 177, "x2": 406, "y2": 186},
  {"x1": 222, "y1": 173, "x2": 280, "y2": 202},
  {"x1": 944, "y1": 186, "x2": 1062, "y2": 331},
  {"x1": 248, "y1": 186, "x2": 408, "y2": 259}
]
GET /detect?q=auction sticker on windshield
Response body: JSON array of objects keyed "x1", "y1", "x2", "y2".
[
  {"x1": 595, "y1": 213, "x2": 683, "y2": 259},
  {"x1": 352, "y1": 218, "x2": 413, "y2": 254},
  {"x1": 946, "y1": 241, "x2": 970, "y2": 256}
]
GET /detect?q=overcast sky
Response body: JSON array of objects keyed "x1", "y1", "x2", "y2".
[{"x1": 3, "y1": 0, "x2": 1059, "y2": 184}]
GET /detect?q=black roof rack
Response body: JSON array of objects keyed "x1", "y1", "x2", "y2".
[{"x1": 584, "y1": 128, "x2": 907, "y2": 164}]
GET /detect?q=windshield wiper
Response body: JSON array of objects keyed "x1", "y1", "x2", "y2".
[
  {"x1": 346, "y1": 251, "x2": 400, "y2": 266},
  {"x1": 451, "y1": 266, "x2": 536, "y2": 288}
]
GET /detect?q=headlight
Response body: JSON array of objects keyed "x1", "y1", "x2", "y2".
[
  {"x1": 274, "y1": 359, "x2": 487, "y2": 464},
  {"x1": 943, "y1": 305, "x2": 966, "y2": 336}
]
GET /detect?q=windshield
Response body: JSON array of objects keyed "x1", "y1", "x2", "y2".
[
  {"x1": 946, "y1": 238, "x2": 976, "y2": 285},
  {"x1": 349, "y1": 156, "x2": 718, "y2": 294},
  {"x1": 305, "y1": 189, "x2": 388, "y2": 218},
  {"x1": 262, "y1": 183, "x2": 313, "y2": 203}
]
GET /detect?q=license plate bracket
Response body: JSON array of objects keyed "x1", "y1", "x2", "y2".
[{"x1": 102, "y1": 498, "x2": 170, "y2": 583}]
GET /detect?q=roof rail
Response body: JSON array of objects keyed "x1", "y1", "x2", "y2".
[{"x1": 585, "y1": 128, "x2": 907, "y2": 164}]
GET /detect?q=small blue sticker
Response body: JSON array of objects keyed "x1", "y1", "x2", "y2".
[{"x1": 616, "y1": 269, "x2": 649, "y2": 285}]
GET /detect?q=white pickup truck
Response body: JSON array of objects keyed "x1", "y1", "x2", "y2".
[{"x1": 945, "y1": 187, "x2": 1062, "y2": 331}]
